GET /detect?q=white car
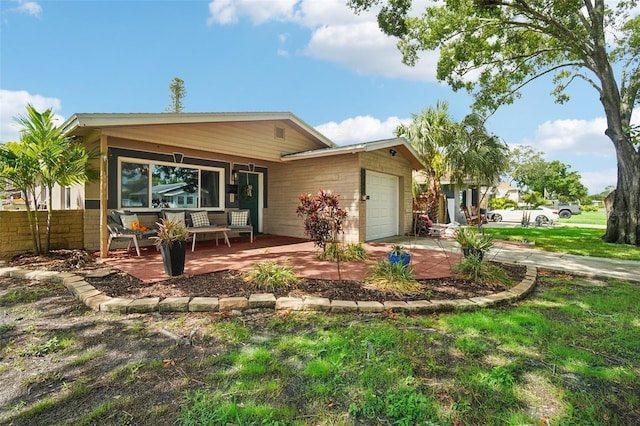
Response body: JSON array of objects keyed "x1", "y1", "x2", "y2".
[{"x1": 487, "y1": 206, "x2": 559, "y2": 224}]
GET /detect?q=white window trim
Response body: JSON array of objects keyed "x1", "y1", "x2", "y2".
[{"x1": 117, "y1": 156, "x2": 226, "y2": 211}]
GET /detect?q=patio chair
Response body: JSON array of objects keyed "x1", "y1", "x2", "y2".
[
  {"x1": 107, "y1": 210, "x2": 157, "y2": 256},
  {"x1": 463, "y1": 206, "x2": 480, "y2": 226},
  {"x1": 227, "y1": 209, "x2": 253, "y2": 242}
]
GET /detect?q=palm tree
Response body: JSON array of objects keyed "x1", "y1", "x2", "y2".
[
  {"x1": 396, "y1": 101, "x2": 457, "y2": 221},
  {"x1": 0, "y1": 140, "x2": 43, "y2": 253},
  {"x1": 447, "y1": 113, "x2": 510, "y2": 225},
  {"x1": 11, "y1": 104, "x2": 98, "y2": 253}
]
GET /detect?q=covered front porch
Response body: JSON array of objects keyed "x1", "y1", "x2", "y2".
[{"x1": 99, "y1": 235, "x2": 458, "y2": 284}]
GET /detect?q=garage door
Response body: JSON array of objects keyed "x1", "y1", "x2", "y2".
[{"x1": 366, "y1": 171, "x2": 398, "y2": 240}]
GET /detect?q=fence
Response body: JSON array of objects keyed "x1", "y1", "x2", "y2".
[{"x1": 0, "y1": 210, "x2": 84, "y2": 260}]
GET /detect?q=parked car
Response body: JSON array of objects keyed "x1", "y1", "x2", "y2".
[
  {"x1": 553, "y1": 201, "x2": 582, "y2": 219},
  {"x1": 487, "y1": 206, "x2": 559, "y2": 223}
]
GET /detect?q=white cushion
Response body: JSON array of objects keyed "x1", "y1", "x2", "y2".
[
  {"x1": 164, "y1": 211, "x2": 186, "y2": 227},
  {"x1": 190, "y1": 211, "x2": 210, "y2": 228},
  {"x1": 230, "y1": 210, "x2": 248, "y2": 226},
  {"x1": 120, "y1": 214, "x2": 139, "y2": 230}
]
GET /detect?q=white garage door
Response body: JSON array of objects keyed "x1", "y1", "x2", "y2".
[{"x1": 366, "y1": 171, "x2": 399, "y2": 240}]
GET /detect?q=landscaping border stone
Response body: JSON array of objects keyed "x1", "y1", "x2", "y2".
[{"x1": 0, "y1": 265, "x2": 538, "y2": 315}]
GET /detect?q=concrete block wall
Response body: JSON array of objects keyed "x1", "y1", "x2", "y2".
[{"x1": 0, "y1": 210, "x2": 84, "y2": 259}]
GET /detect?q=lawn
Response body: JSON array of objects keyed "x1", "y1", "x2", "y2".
[
  {"x1": 484, "y1": 226, "x2": 640, "y2": 261},
  {"x1": 2, "y1": 272, "x2": 639, "y2": 425},
  {"x1": 557, "y1": 210, "x2": 607, "y2": 225}
]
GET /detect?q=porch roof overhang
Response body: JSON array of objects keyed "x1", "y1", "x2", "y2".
[
  {"x1": 61, "y1": 112, "x2": 336, "y2": 149},
  {"x1": 280, "y1": 137, "x2": 426, "y2": 170}
]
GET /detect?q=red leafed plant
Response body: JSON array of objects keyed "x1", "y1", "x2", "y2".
[
  {"x1": 296, "y1": 189, "x2": 348, "y2": 281},
  {"x1": 296, "y1": 189, "x2": 347, "y2": 249}
]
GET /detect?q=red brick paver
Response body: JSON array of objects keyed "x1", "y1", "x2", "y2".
[{"x1": 100, "y1": 235, "x2": 459, "y2": 284}]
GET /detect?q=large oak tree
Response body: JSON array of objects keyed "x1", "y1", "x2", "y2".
[{"x1": 350, "y1": 0, "x2": 639, "y2": 245}]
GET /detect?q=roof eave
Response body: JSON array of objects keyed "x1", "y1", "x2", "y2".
[{"x1": 62, "y1": 112, "x2": 335, "y2": 148}]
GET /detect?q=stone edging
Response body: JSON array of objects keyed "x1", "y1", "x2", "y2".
[{"x1": 0, "y1": 265, "x2": 537, "y2": 314}]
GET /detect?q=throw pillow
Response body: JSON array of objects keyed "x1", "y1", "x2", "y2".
[
  {"x1": 190, "y1": 211, "x2": 210, "y2": 228},
  {"x1": 230, "y1": 211, "x2": 248, "y2": 226},
  {"x1": 164, "y1": 211, "x2": 186, "y2": 227},
  {"x1": 120, "y1": 214, "x2": 140, "y2": 230}
]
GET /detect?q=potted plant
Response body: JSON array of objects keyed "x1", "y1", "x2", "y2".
[
  {"x1": 454, "y1": 227, "x2": 493, "y2": 260},
  {"x1": 151, "y1": 218, "x2": 190, "y2": 276},
  {"x1": 387, "y1": 244, "x2": 411, "y2": 267}
]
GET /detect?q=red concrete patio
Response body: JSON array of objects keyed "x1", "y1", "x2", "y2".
[{"x1": 99, "y1": 235, "x2": 459, "y2": 284}]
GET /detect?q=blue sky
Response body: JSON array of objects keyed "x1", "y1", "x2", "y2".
[{"x1": 1, "y1": 0, "x2": 637, "y2": 194}]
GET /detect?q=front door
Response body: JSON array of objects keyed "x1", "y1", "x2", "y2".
[{"x1": 239, "y1": 172, "x2": 259, "y2": 232}]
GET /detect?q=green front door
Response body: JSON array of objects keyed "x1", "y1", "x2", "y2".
[{"x1": 239, "y1": 172, "x2": 259, "y2": 232}]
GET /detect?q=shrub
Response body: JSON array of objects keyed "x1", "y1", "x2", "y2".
[
  {"x1": 452, "y1": 256, "x2": 513, "y2": 287},
  {"x1": 297, "y1": 189, "x2": 349, "y2": 281},
  {"x1": 488, "y1": 197, "x2": 518, "y2": 210},
  {"x1": 455, "y1": 227, "x2": 493, "y2": 259},
  {"x1": 319, "y1": 242, "x2": 368, "y2": 262},
  {"x1": 365, "y1": 260, "x2": 422, "y2": 295},
  {"x1": 296, "y1": 190, "x2": 347, "y2": 249},
  {"x1": 243, "y1": 262, "x2": 299, "y2": 291}
]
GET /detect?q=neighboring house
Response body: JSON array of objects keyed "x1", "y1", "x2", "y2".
[
  {"x1": 61, "y1": 112, "x2": 425, "y2": 257},
  {"x1": 493, "y1": 181, "x2": 521, "y2": 203},
  {"x1": 413, "y1": 172, "x2": 491, "y2": 224}
]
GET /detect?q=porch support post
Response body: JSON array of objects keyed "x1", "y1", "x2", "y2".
[{"x1": 100, "y1": 134, "x2": 108, "y2": 258}]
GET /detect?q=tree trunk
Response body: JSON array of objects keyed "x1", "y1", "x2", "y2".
[
  {"x1": 603, "y1": 157, "x2": 640, "y2": 245},
  {"x1": 595, "y1": 52, "x2": 640, "y2": 246},
  {"x1": 45, "y1": 186, "x2": 53, "y2": 254}
]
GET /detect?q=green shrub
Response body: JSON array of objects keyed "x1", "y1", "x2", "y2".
[
  {"x1": 319, "y1": 242, "x2": 368, "y2": 262},
  {"x1": 243, "y1": 262, "x2": 299, "y2": 291},
  {"x1": 365, "y1": 260, "x2": 422, "y2": 295},
  {"x1": 488, "y1": 197, "x2": 518, "y2": 209},
  {"x1": 452, "y1": 256, "x2": 513, "y2": 287},
  {"x1": 581, "y1": 204, "x2": 600, "y2": 212}
]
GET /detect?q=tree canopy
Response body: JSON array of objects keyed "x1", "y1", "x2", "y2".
[
  {"x1": 167, "y1": 77, "x2": 186, "y2": 113},
  {"x1": 507, "y1": 145, "x2": 588, "y2": 201},
  {"x1": 397, "y1": 103, "x2": 509, "y2": 220},
  {"x1": 349, "y1": 0, "x2": 639, "y2": 244},
  {"x1": 0, "y1": 105, "x2": 97, "y2": 254}
]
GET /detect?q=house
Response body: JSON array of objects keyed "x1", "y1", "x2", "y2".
[
  {"x1": 60, "y1": 112, "x2": 426, "y2": 257},
  {"x1": 493, "y1": 181, "x2": 521, "y2": 202}
]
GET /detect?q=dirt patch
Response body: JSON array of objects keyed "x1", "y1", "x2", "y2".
[{"x1": 10, "y1": 250, "x2": 527, "y2": 302}]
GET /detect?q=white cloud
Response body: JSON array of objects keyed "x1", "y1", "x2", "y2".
[
  {"x1": 315, "y1": 115, "x2": 409, "y2": 145},
  {"x1": 3, "y1": 0, "x2": 42, "y2": 18},
  {"x1": 529, "y1": 117, "x2": 614, "y2": 157},
  {"x1": 17, "y1": 1, "x2": 41, "y2": 17},
  {"x1": 525, "y1": 108, "x2": 638, "y2": 158},
  {"x1": 206, "y1": 0, "x2": 439, "y2": 82},
  {"x1": 207, "y1": 0, "x2": 299, "y2": 25},
  {"x1": 581, "y1": 168, "x2": 617, "y2": 195},
  {"x1": 0, "y1": 90, "x2": 63, "y2": 142}
]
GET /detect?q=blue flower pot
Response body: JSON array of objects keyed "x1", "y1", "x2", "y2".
[{"x1": 387, "y1": 253, "x2": 411, "y2": 267}]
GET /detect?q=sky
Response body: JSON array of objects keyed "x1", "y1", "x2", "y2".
[{"x1": 1, "y1": 0, "x2": 637, "y2": 195}]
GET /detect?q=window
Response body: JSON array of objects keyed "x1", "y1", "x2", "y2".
[{"x1": 119, "y1": 158, "x2": 224, "y2": 210}]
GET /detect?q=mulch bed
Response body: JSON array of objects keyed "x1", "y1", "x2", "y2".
[{"x1": 9, "y1": 250, "x2": 528, "y2": 303}]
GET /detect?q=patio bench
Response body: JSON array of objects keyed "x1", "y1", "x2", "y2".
[{"x1": 107, "y1": 210, "x2": 158, "y2": 256}]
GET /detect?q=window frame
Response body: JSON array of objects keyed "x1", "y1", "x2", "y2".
[{"x1": 117, "y1": 156, "x2": 225, "y2": 211}]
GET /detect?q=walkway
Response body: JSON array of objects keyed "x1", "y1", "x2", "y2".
[{"x1": 381, "y1": 236, "x2": 640, "y2": 284}]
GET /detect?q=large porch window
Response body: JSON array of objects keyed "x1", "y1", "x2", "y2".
[{"x1": 119, "y1": 158, "x2": 224, "y2": 210}]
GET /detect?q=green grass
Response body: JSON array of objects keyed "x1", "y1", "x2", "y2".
[
  {"x1": 558, "y1": 210, "x2": 607, "y2": 225},
  {"x1": 484, "y1": 226, "x2": 640, "y2": 260},
  {"x1": 177, "y1": 273, "x2": 640, "y2": 426},
  {"x1": 5, "y1": 272, "x2": 640, "y2": 425}
]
